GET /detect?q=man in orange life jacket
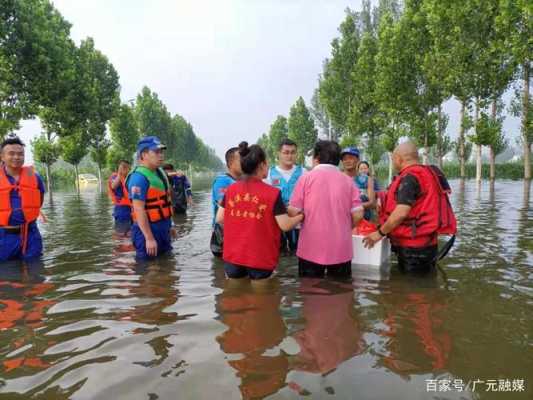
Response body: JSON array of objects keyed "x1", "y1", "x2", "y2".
[
  {"x1": 126, "y1": 136, "x2": 174, "y2": 259},
  {"x1": 0, "y1": 136, "x2": 46, "y2": 262},
  {"x1": 108, "y1": 159, "x2": 132, "y2": 232},
  {"x1": 363, "y1": 142, "x2": 453, "y2": 273}
]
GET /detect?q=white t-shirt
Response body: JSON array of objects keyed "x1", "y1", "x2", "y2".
[{"x1": 264, "y1": 165, "x2": 307, "y2": 185}]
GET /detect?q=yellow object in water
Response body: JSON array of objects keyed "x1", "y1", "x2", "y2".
[{"x1": 77, "y1": 174, "x2": 98, "y2": 185}]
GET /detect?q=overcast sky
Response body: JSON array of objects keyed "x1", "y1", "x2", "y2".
[{"x1": 16, "y1": 0, "x2": 520, "y2": 162}]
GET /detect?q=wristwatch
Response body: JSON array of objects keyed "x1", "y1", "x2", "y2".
[{"x1": 377, "y1": 226, "x2": 386, "y2": 237}]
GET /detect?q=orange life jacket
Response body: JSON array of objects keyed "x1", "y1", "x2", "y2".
[
  {"x1": 107, "y1": 172, "x2": 131, "y2": 206},
  {"x1": 0, "y1": 166, "x2": 41, "y2": 226},
  {"x1": 380, "y1": 165, "x2": 457, "y2": 248},
  {"x1": 127, "y1": 167, "x2": 173, "y2": 223}
]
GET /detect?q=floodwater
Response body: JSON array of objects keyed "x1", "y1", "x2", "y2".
[{"x1": 0, "y1": 179, "x2": 531, "y2": 400}]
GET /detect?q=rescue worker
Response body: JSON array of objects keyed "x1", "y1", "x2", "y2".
[
  {"x1": 126, "y1": 136, "x2": 174, "y2": 259},
  {"x1": 108, "y1": 159, "x2": 132, "y2": 231},
  {"x1": 363, "y1": 142, "x2": 457, "y2": 273},
  {"x1": 162, "y1": 163, "x2": 193, "y2": 214},
  {"x1": 265, "y1": 138, "x2": 306, "y2": 252},
  {"x1": 0, "y1": 136, "x2": 45, "y2": 262},
  {"x1": 210, "y1": 144, "x2": 243, "y2": 257},
  {"x1": 341, "y1": 147, "x2": 377, "y2": 221}
]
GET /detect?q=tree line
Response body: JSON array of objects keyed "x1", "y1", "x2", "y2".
[
  {"x1": 1, "y1": 0, "x2": 222, "y2": 192},
  {"x1": 259, "y1": 0, "x2": 531, "y2": 181}
]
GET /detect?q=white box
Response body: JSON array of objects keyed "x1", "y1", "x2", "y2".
[{"x1": 352, "y1": 235, "x2": 391, "y2": 266}]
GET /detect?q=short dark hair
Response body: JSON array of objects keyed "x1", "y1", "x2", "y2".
[
  {"x1": 118, "y1": 159, "x2": 130, "y2": 167},
  {"x1": 238, "y1": 141, "x2": 266, "y2": 175},
  {"x1": 313, "y1": 140, "x2": 341, "y2": 166},
  {"x1": 358, "y1": 161, "x2": 370, "y2": 169},
  {"x1": 162, "y1": 163, "x2": 174, "y2": 171},
  {"x1": 1, "y1": 136, "x2": 25, "y2": 150},
  {"x1": 278, "y1": 138, "x2": 297, "y2": 150},
  {"x1": 225, "y1": 146, "x2": 240, "y2": 167}
]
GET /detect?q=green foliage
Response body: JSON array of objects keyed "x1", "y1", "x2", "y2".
[
  {"x1": 288, "y1": 97, "x2": 317, "y2": 164},
  {"x1": 108, "y1": 103, "x2": 139, "y2": 168},
  {"x1": 60, "y1": 131, "x2": 89, "y2": 167},
  {"x1": 31, "y1": 134, "x2": 61, "y2": 165}
]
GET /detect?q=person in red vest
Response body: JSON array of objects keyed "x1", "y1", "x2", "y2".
[
  {"x1": 108, "y1": 159, "x2": 132, "y2": 232},
  {"x1": 0, "y1": 136, "x2": 45, "y2": 262},
  {"x1": 363, "y1": 142, "x2": 456, "y2": 273},
  {"x1": 216, "y1": 142, "x2": 304, "y2": 285}
]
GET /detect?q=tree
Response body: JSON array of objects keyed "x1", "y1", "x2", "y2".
[
  {"x1": 60, "y1": 131, "x2": 89, "y2": 192},
  {"x1": 108, "y1": 103, "x2": 139, "y2": 168},
  {"x1": 266, "y1": 115, "x2": 288, "y2": 162},
  {"x1": 31, "y1": 132, "x2": 60, "y2": 193},
  {"x1": 433, "y1": 108, "x2": 452, "y2": 168},
  {"x1": 288, "y1": 97, "x2": 317, "y2": 164},
  {"x1": 319, "y1": 10, "x2": 360, "y2": 135},
  {"x1": 75, "y1": 38, "x2": 120, "y2": 186},
  {"x1": 0, "y1": 0, "x2": 76, "y2": 138},
  {"x1": 498, "y1": 0, "x2": 531, "y2": 179}
]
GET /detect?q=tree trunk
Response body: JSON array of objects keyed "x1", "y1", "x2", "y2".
[
  {"x1": 459, "y1": 101, "x2": 466, "y2": 178},
  {"x1": 45, "y1": 162, "x2": 52, "y2": 194},
  {"x1": 522, "y1": 63, "x2": 530, "y2": 180},
  {"x1": 388, "y1": 152, "x2": 393, "y2": 184},
  {"x1": 437, "y1": 104, "x2": 443, "y2": 169},
  {"x1": 489, "y1": 99, "x2": 497, "y2": 181},
  {"x1": 474, "y1": 100, "x2": 482, "y2": 182},
  {"x1": 74, "y1": 164, "x2": 80, "y2": 194},
  {"x1": 97, "y1": 164, "x2": 103, "y2": 192},
  {"x1": 489, "y1": 146, "x2": 496, "y2": 180}
]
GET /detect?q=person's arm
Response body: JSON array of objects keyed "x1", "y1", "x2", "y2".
[
  {"x1": 362, "y1": 176, "x2": 376, "y2": 210},
  {"x1": 132, "y1": 199, "x2": 157, "y2": 256},
  {"x1": 351, "y1": 208, "x2": 364, "y2": 228},
  {"x1": 110, "y1": 175, "x2": 122, "y2": 190},
  {"x1": 216, "y1": 205, "x2": 225, "y2": 224},
  {"x1": 275, "y1": 213, "x2": 304, "y2": 232},
  {"x1": 287, "y1": 206, "x2": 301, "y2": 217}
]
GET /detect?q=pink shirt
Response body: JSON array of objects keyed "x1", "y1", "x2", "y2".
[{"x1": 290, "y1": 164, "x2": 363, "y2": 265}]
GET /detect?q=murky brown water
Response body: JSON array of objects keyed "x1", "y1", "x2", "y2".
[{"x1": 0, "y1": 179, "x2": 531, "y2": 399}]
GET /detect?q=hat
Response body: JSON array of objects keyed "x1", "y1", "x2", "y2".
[
  {"x1": 136, "y1": 136, "x2": 167, "y2": 155},
  {"x1": 341, "y1": 147, "x2": 360, "y2": 158}
]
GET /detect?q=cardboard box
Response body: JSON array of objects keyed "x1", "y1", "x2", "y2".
[{"x1": 352, "y1": 234, "x2": 391, "y2": 266}]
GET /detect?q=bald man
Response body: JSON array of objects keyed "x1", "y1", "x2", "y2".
[{"x1": 363, "y1": 142, "x2": 448, "y2": 273}]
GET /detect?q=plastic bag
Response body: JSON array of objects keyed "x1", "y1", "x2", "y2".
[{"x1": 352, "y1": 219, "x2": 377, "y2": 236}]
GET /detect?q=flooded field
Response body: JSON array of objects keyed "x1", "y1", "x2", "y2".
[{"x1": 0, "y1": 179, "x2": 531, "y2": 399}]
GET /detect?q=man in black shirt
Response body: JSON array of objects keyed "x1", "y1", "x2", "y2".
[{"x1": 363, "y1": 142, "x2": 438, "y2": 273}]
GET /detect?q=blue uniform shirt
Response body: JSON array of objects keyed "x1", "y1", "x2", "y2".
[
  {"x1": 127, "y1": 171, "x2": 151, "y2": 202},
  {"x1": 4, "y1": 168, "x2": 45, "y2": 226},
  {"x1": 211, "y1": 174, "x2": 235, "y2": 225}
]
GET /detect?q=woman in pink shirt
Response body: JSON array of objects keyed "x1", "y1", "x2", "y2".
[{"x1": 289, "y1": 140, "x2": 364, "y2": 278}]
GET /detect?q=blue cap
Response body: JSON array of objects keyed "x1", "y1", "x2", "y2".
[
  {"x1": 136, "y1": 136, "x2": 166, "y2": 155},
  {"x1": 341, "y1": 147, "x2": 360, "y2": 158}
]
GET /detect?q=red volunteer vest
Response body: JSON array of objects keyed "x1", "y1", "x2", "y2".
[
  {"x1": 222, "y1": 178, "x2": 282, "y2": 270},
  {"x1": 380, "y1": 165, "x2": 456, "y2": 248}
]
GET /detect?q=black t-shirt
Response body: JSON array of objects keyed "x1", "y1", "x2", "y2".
[
  {"x1": 220, "y1": 192, "x2": 287, "y2": 216},
  {"x1": 395, "y1": 174, "x2": 421, "y2": 206}
]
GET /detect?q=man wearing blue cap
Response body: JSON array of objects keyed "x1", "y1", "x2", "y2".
[
  {"x1": 341, "y1": 147, "x2": 377, "y2": 221},
  {"x1": 126, "y1": 136, "x2": 174, "y2": 259}
]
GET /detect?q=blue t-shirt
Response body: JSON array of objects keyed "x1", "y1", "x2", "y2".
[
  {"x1": 211, "y1": 174, "x2": 235, "y2": 225},
  {"x1": 170, "y1": 175, "x2": 192, "y2": 197},
  {"x1": 127, "y1": 171, "x2": 151, "y2": 202},
  {"x1": 354, "y1": 174, "x2": 380, "y2": 192},
  {"x1": 4, "y1": 168, "x2": 46, "y2": 226}
]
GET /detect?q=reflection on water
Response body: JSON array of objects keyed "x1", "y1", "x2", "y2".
[{"x1": 0, "y1": 179, "x2": 531, "y2": 399}]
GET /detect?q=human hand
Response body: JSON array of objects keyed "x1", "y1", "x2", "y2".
[
  {"x1": 170, "y1": 227, "x2": 178, "y2": 240},
  {"x1": 145, "y1": 238, "x2": 158, "y2": 256},
  {"x1": 362, "y1": 231, "x2": 382, "y2": 249}
]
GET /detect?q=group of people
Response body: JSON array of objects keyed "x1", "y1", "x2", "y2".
[
  {"x1": 210, "y1": 138, "x2": 456, "y2": 282},
  {"x1": 0, "y1": 133, "x2": 455, "y2": 278}
]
